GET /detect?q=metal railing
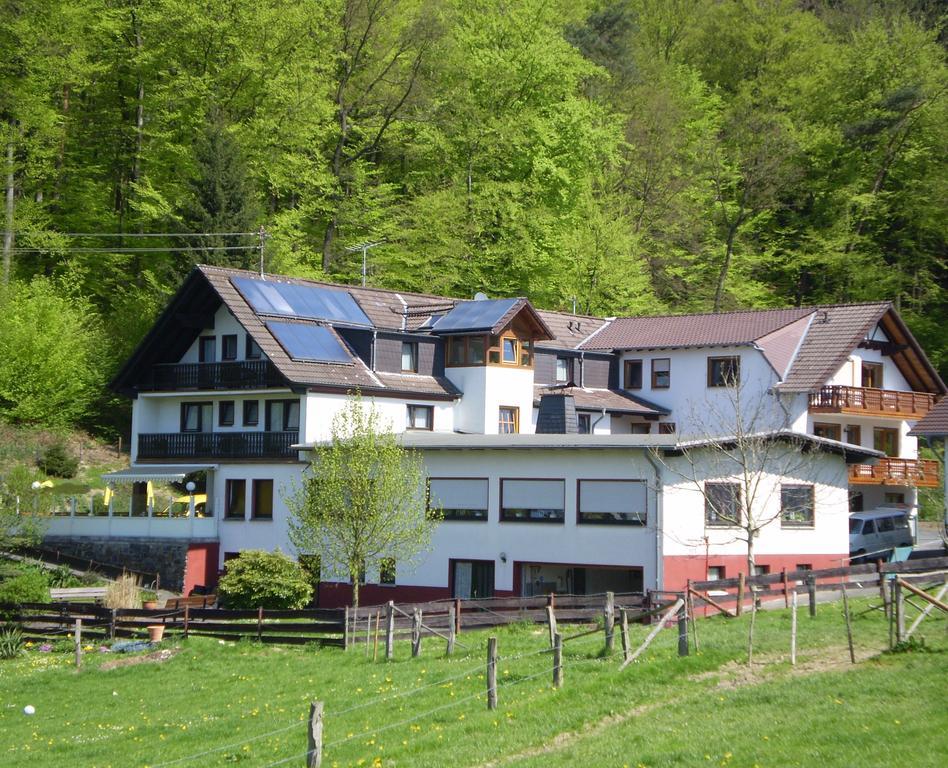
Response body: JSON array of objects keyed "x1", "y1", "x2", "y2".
[
  {"x1": 849, "y1": 458, "x2": 940, "y2": 487},
  {"x1": 143, "y1": 360, "x2": 285, "y2": 391},
  {"x1": 137, "y1": 430, "x2": 299, "y2": 460},
  {"x1": 808, "y1": 386, "x2": 936, "y2": 418}
]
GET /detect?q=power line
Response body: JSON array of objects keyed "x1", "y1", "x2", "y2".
[
  {"x1": 14, "y1": 231, "x2": 258, "y2": 238},
  {"x1": 10, "y1": 245, "x2": 261, "y2": 253}
]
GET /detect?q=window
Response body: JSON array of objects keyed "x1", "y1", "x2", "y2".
[
  {"x1": 630, "y1": 423, "x2": 652, "y2": 434},
  {"x1": 705, "y1": 483, "x2": 741, "y2": 527},
  {"x1": 556, "y1": 357, "x2": 569, "y2": 383},
  {"x1": 469, "y1": 336, "x2": 485, "y2": 364},
  {"x1": 221, "y1": 334, "x2": 238, "y2": 361},
  {"x1": 849, "y1": 491, "x2": 864, "y2": 512},
  {"x1": 498, "y1": 406, "x2": 519, "y2": 434},
  {"x1": 707, "y1": 356, "x2": 740, "y2": 387},
  {"x1": 753, "y1": 564, "x2": 771, "y2": 576},
  {"x1": 266, "y1": 399, "x2": 300, "y2": 431},
  {"x1": 219, "y1": 400, "x2": 235, "y2": 427},
  {"x1": 181, "y1": 402, "x2": 212, "y2": 432},
  {"x1": 658, "y1": 422, "x2": 676, "y2": 435},
  {"x1": 246, "y1": 336, "x2": 263, "y2": 360},
  {"x1": 624, "y1": 359, "x2": 643, "y2": 389},
  {"x1": 406, "y1": 404, "x2": 433, "y2": 430},
  {"x1": 651, "y1": 358, "x2": 670, "y2": 388},
  {"x1": 577, "y1": 480, "x2": 646, "y2": 525},
  {"x1": 707, "y1": 566, "x2": 725, "y2": 581},
  {"x1": 428, "y1": 478, "x2": 489, "y2": 521},
  {"x1": 379, "y1": 558, "x2": 396, "y2": 585},
  {"x1": 795, "y1": 564, "x2": 812, "y2": 573},
  {"x1": 873, "y1": 427, "x2": 899, "y2": 456},
  {"x1": 199, "y1": 336, "x2": 216, "y2": 363},
  {"x1": 884, "y1": 492, "x2": 905, "y2": 505},
  {"x1": 500, "y1": 479, "x2": 565, "y2": 522},
  {"x1": 452, "y1": 560, "x2": 494, "y2": 599},
  {"x1": 813, "y1": 422, "x2": 841, "y2": 441},
  {"x1": 781, "y1": 484, "x2": 814, "y2": 527},
  {"x1": 225, "y1": 479, "x2": 246, "y2": 520},
  {"x1": 448, "y1": 337, "x2": 465, "y2": 366},
  {"x1": 861, "y1": 362, "x2": 883, "y2": 389},
  {"x1": 844, "y1": 424, "x2": 862, "y2": 445},
  {"x1": 577, "y1": 413, "x2": 591, "y2": 434},
  {"x1": 252, "y1": 479, "x2": 273, "y2": 520},
  {"x1": 401, "y1": 342, "x2": 418, "y2": 372},
  {"x1": 243, "y1": 400, "x2": 259, "y2": 426},
  {"x1": 502, "y1": 337, "x2": 517, "y2": 364}
]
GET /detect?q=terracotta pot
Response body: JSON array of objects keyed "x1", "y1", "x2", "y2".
[
  {"x1": 143, "y1": 601, "x2": 158, "y2": 610},
  {"x1": 147, "y1": 625, "x2": 165, "y2": 642}
]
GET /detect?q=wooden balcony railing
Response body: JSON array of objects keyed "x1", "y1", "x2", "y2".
[
  {"x1": 849, "y1": 458, "x2": 940, "y2": 488},
  {"x1": 137, "y1": 431, "x2": 299, "y2": 460},
  {"x1": 809, "y1": 386, "x2": 935, "y2": 419},
  {"x1": 143, "y1": 361, "x2": 285, "y2": 391}
]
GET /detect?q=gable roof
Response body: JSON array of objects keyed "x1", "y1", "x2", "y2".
[
  {"x1": 430, "y1": 297, "x2": 554, "y2": 339},
  {"x1": 909, "y1": 398, "x2": 948, "y2": 438}
]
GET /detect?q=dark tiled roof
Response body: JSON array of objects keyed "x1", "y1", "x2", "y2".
[
  {"x1": 909, "y1": 398, "x2": 948, "y2": 437},
  {"x1": 533, "y1": 385, "x2": 668, "y2": 416},
  {"x1": 580, "y1": 308, "x2": 812, "y2": 350},
  {"x1": 534, "y1": 310, "x2": 609, "y2": 350}
]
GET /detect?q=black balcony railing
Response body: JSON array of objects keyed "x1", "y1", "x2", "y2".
[
  {"x1": 143, "y1": 361, "x2": 285, "y2": 391},
  {"x1": 137, "y1": 431, "x2": 299, "y2": 460}
]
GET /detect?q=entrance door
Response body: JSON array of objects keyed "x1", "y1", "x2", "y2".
[{"x1": 452, "y1": 560, "x2": 494, "y2": 599}]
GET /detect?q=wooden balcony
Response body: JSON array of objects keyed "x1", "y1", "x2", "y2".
[
  {"x1": 809, "y1": 386, "x2": 936, "y2": 419},
  {"x1": 849, "y1": 458, "x2": 940, "y2": 488},
  {"x1": 142, "y1": 361, "x2": 285, "y2": 391},
  {"x1": 137, "y1": 431, "x2": 299, "y2": 460}
]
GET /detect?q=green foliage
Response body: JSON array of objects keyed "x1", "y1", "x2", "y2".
[
  {"x1": 0, "y1": 623, "x2": 24, "y2": 659},
  {"x1": 46, "y1": 565, "x2": 83, "y2": 589},
  {"x1": 217, "y1": 550, "x2": 313, "y2": 610},
  {"x1": 36, "y1": 443, "x2": 78, "y2": 479},
  {"x1": 288, "y1": 395, "x2": 440, "y2": 607},
  {"x1": 0, "y1": 279, "x2": 103, "y2": 429},
  {"x1": 0, "y1": 569, "x2": 51, "y2": 606},
  {"x1": 0, "y1": 466, "x2": 45, "y2": 551}
]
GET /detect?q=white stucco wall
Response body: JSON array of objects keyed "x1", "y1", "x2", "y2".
[
  {"x1": 179, "y1": 306, "x2": 251, "y2": 363},
  {"x1": 302, "y1": 392, "x2": 455, "y2": 443},
  {"x1": 445, "y1": 366, "x2": 536, "y2": 434}
]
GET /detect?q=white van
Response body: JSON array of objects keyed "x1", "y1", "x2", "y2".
[{"x1": 849, "y1": 508, "x2": 913, "y2": 560}]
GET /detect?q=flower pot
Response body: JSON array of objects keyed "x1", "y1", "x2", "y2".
[
  {"x1": 142, "y1": 601, "x2": 158, "y2": 610},
  {"x1": 147, "y1": 625, "x2": 165, "y2": 643}
]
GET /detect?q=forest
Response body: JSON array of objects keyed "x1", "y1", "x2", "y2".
[{"x1": 0, "y1": 0, "x2": 945, "y2": 436}]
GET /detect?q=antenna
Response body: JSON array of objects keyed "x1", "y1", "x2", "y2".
[
  {"x1": 345, "y1": 240, "x2": 384, "y2": 287},
  {"x1": 257, "y1": 226, "x2": 269, "y2": 278}
]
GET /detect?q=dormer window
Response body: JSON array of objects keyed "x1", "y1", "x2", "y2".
[
  {"x1": 556, "y1": 358, "x2": 569, "y2": 383},
  {"x1": 446, "y1": 334, "x2": 533, "y2": 368},
  {"x1": 503, "y1": 337, "x2": 517, "y2": 363},
  {"x1": 401, "y1": 342, "x2": 418, "y2": 373}
]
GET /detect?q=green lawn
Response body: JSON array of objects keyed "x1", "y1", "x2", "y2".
[{"x1": 0, "y1": 597, "x2": 945, "y2": 768}]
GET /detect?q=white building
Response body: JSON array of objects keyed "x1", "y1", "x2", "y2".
[{"x1": 43, "y1": 265, "x2": 943, "y2": 602}]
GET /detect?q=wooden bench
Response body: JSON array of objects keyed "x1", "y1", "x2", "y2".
[
  {"x1": 164, "y1": 594, "x2": 217, "y2": 609},
  {"x1": 50, "y1": 587, "x2": 109, "y2": 603}
]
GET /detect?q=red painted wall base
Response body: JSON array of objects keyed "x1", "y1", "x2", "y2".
[
  {"x1": 663, "y1": 552, "x2": 847, "y2": 593},
  {"x1": 184, "y1": 543, "x2": 220, "y2": 596},
  {"x1": 316, "y1": 582, "x2": 516, "y2": 608}
]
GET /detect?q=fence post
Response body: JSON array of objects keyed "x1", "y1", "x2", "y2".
[
  {"x1": 109, "y1": 608, "x2": 117, "y2": 641},
  {"x1": 74, "y1": 619, "x2": 82, "y2": 670},
  {"x1": 807, "y1": 574, "x2": 817, "y2": 618},
  {"x1": 307, "y1": 701, "x2": 323, "y2": 768},
  {"x1": 842, "y1": 584, "x2": 856, "y2": 664},
  {"x1": 619, "y1": 607, "x2": 630, "y2": 663},
  {"x1": 342, "y1": 606, "x2": 349, "y2": 650},
  {"x1": 877, "y1": 559, "x2": 889, "y2": 618},
  {"x1": 183, "y1": 606, "x2": 190, "y2": 640},
  {"x1": 411, "y1": 608, "x2": 422, "y2": 658},
  {"x1": 782, "y1": 568, "x2": 789, "y2": 608},
  {"x1": 552, "y1": 632, "x2": 563, "y2": 689},
  {"x1": 677, "y1": 597, "x2": 689, "y2": 657},
  {"x1": 790, "y1": 589, "x2": 797, "y2": 666},
  {"x1": 486, "y1": 637, "x2": 498, "y2": 710},
  {"x1": 454, "y1": 598, "x2": 461, "y2": 635},
  {"x1": 604, "y1": 591, "x2": 615, "y2": 654},
  {"x1": 385, "y1": 601, "x2": 395, "y2": 660},
  {"x1": 737, "y1": 572, "x2": 745, "y2": 617},
  {"x1": 546, "y1": 604, "x2": 557, "y2": 649},
  {"x1": 894, "y1": 580, "x2": 905, "y2": 644},
  {"x1": 257, "y1": 606, "x2": 265, "y2": 643},
  {"x1": 373, "y1": 610, "x2": 381, "y2": 662},
  {"x1": 687, "y1": 585, "x2": 699, "y2": 652},
  {"x1": 447, "y1": 605, "x2": 456, "y2": 656}
]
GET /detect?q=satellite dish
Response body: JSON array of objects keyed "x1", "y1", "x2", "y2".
[{"x1": 473, "y1": 292, "x2": 489, "y2": 301}]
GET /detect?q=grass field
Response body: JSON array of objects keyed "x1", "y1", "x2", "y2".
[{"x1": 1, "y1": 596, "x2": 945, "y2": 768}]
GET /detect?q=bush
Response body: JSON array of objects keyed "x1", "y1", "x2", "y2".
[
  {"x1": 0, "y1": 569, "x2": 51, "y2": 605},
  {"x1": 37, "y1": 443, "x2": 79, "y2": 479},
  {"x1": 0, "y1": 623, "x2": 23, "y2": 659},
  {"x1": 218, "y1": 550, "x2": 313, "y2": 610}
]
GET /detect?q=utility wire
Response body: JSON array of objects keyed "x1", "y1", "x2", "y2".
[
  {"x1": 10, "y1": 245, "x2": 261, "y2": 253},
  {"x1": 14, "y1": 231, "x2": 258, "y2": 238}
]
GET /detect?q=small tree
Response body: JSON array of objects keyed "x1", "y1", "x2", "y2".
[
  {"x1": 288, "y1": 396, "x2": 440, "y2": 608},
  {"x1": 217, "y1": 550, "x2": 314, "y2": 610},
  {"x1": 0, "y1": 466, "x2": 44, "y2": 552}
]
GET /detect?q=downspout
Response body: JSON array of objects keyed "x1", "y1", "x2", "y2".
[
  {"x1": 644, "y1": 449, "x2": 664, "y2": 591},
  {"x1": 371, "y1": 330, "x2": 377, "y2": 370},
  {"x1": 591, "y1": 407, "x2": 607, "y2": 432},
  {"x1": 579, "y1": 351, "x2": 585, "y2": 388}
]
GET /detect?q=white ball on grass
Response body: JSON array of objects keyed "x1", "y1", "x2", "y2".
[{"x1": 23, "y1": 705, "x2": 35, "y2": 715}]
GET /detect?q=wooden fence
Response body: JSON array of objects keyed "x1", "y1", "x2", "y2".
[{"x1": 1, "y1": 603, "x2": 347, "y2": 647}]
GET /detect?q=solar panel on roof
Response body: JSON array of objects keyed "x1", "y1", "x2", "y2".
[
  {"x1": 267, "y1": 322, "x2": 353, "y2": 364},
  {"x1": 431, "y1": 298, "x2": 520, "y2": 333},
  {"x1": 233, "y1": 276, "x2": 371, "y2": 326}
]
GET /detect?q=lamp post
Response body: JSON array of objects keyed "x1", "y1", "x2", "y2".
[{"x1": 186, "y1": 481, "x2": 196, "y2": 518}]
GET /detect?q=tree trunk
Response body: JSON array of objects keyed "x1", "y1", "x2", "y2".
[
  {"x1": 746, "y1": 533, "x2": 756, "y2": 581},
  {"x1": 2, "y1": 138, "x2": 14, "y2": 285},
  {"x1": 351, "y1": 572, "x2": 360, "y2": 609},
  {"x1": 713, "y1": 219, "x2": 740, "y2": 312}
]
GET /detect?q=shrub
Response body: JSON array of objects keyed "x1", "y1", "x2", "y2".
[
  {"x1": 37, "y1": 443, "x2": 79, "y2": 479},
  {"x1": 47, "y1": 564, "x2": 83, "y2": 588},
  {"x1": 218, "y1": 550, "x2": 313, "y2": 610},
  {"x1": 0, "y1": 569, "x2": 51, "y2": 605},
  {"x1": 104, "y1": 575, "x2": 142, "y2": 609},
  {"x1": 0, "y1": 623, "x2": 23, "y2": 659}
]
